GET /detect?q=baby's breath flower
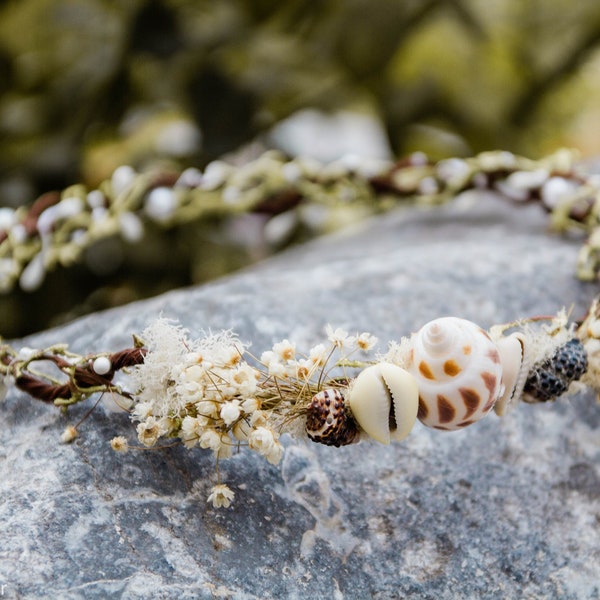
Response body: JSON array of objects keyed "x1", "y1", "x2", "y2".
[
  {"x1": 207, "y1": 483, "x2": 235, "y2": 508},
  {"x1": 294, "y1": 358, "x2": 314, "y2": 380},
  {"x1": 176, "y1": 380, "x2": 203, "y2": 403},
  {"x1": 266, "y1": 442, "x2": 284, "y2": 465},
  {"x1": 217, "y1": 433, "x2": 234, "y2": 459},
  {"x1": 157, "y1": 416, "x2": 177, "y2": 437},
  {"x1": 325, "y1": 325, "x2": 355, "y2": 350},
  {"x1": 231, "y1": 364, "x2": 260, "y2": 395},
  {"x1": 196, "y1": 400, "x2": 219, "y2": 418},
  {"x1": 240, "y1": 397, "x2": 260, "y2": 414},
  {"x1": 260, "y1": 352, "x2": 287, "y2": 378},
  {"x1": 180, "y1": 416, "x2": 200, "y2": 445},
  {"x1": 60, "y1": 425, "x2": 78, "y2": 444},
  {"x1": 250, "y1": 410, "x2": 268, "y2": 428},
  {"x1": 137, "y1": 417, "x2": 160, "y2": 447},
  {"x1": 308, "y1": 343, "x2": 328, "y2": 367},
  {"x1": 272, "y1": 339, "x2": 296, "y2": 362},
  {"x1": 132, "y1": 401, "x2": 154, "y2": 421},
  {"x1": 199, "y1": 429, "x2": 222, "y2": 452},
  {"x1": 195, "y1": 330, "x2": 245, "y2": 368},
  {"x1": 355, "y1": 332, "x2": 378, "y2": 352},
  {"x1": 181, "y1": 364, "x2": 204, "y2": 383},
  {"x1": 110, "y1": 436, "x2": 129, "y2": 452},
  {"x1": 260, "y1": 350, "x2": 275, "y2": 364},
  {"x1": 220, "y1": 400, "x2": 242, "y2": 425},
  {"x1": 248, "y1": 426, "x2": 276, "y2": 455},
  {"x1": 232, "y1": 419, "x2": 252, "y2": 441}
]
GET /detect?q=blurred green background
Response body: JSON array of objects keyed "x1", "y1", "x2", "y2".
[{"x1": 3, "y1": 0, "x2": 600, "y2": 338}]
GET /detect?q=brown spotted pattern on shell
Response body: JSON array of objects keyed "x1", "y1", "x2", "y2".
[
  {"x1": 305, "y1": 388, "x2": 359, "y2": 447},
  {"x1": 406, "y1": 317, "x2": 503, "y2": 431}
]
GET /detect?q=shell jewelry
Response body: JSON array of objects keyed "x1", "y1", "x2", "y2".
[
  {"x1": 3, "y1": 296, "x2": 600, "y2": 507},
  {"x1": 347, "y1": 362, "x2": 419, "y2": 444},
  {"x1": 4, "y1": 148, "x2": 600, "y2": 507},
  {"x1": 305, "y1": 388, "x2": 360, "y2": 447},
  {"x1": 404, "y1": 317, "x2": 503, "y2": 431}
]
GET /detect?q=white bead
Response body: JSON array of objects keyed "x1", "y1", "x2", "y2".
[
  {"x1": 19, "y1": 252, "x2": 46, "y2": 291},
  {"x1": 145, "y1": 187, "x2": 176, "y2": 221},
  {"x1": 92, "y1": 356, "x2": 112, "y2": 375},
  {"x1": 86, "y1": 189, "x2": 106, "y2": 209},
  {"x1": 111, "y1": 165, "x2": 137, "y2": 196},
  {"x1": 201, "y1": 161, "x2": 232, "y2": 190},
  {"x1": 0, "y1": 207, "x2": 17, "y2": 232},
  {"x1": 348, "y1": 363, "x2": 419, "y2": 444},
  {"x1": 540, "y1": 177, "x2": 578, "y2": 209},
  {"x1": 119, "y1": 211, "x2": 144, "y2": 242},
  {"x1": 505, "y1": 168, "x2": 549, "y2": 191}
]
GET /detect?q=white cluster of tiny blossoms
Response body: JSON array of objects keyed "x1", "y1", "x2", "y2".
[
  {"x1": 130, "y1": 318, "x2": 284, "y2": 462},
  {"x1": 125, "y1": 318, "x2": 378, "y2": 507},
  {"x1": 259, "y1": 325, "x2": 377, "y2": 381}
]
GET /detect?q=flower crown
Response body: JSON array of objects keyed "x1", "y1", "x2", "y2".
[{"x1": 2, "y1": 149, "x2": 600, "y2": 508}]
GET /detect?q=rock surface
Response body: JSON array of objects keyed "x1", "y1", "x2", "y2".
[{"x1": 1, "y1": 192, "x2": 599, "y2": 599}]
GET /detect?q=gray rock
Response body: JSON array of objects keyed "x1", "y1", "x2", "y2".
[{"x1": 1, "y1": 192, "x2": 599, "y2": 599}]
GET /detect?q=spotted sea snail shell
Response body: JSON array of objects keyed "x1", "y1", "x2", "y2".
[
  {"x1": 405, "y1": 317, "x2": 503, "y2": 431},
  {"x1": 305, "y1": 388, "x2": 360, "y2": 447},
  {"x1": 347, "y1": 363, "x2": 419, "y2": 444}
]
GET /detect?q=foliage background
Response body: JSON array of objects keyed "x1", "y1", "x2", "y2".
[{"x1": 3, "y1": 0, "x2": 600, "y2": 336}]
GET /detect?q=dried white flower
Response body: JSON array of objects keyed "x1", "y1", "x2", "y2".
[
  {"x1": 220, "y1": 400, "x2": 242, "y2": 425},
  {"x1": 207, "y1": 484, "x2": 235, "y2": 508},
  {"x1": 325, "y1": 325, "x2": 354, "y2": 350},
  {"x1": 266, "y1": 442, "x2": 284, "y2": 465},
  {"x1": 217, "y1": 433, "x2": 234, "y2": 459},
  {"x1": 241, "y1": 397, "x2": 259, "y2": 414},
  {"x1": 110, "y1": 436, "x2": 129, "y2": 452},
  {"x1": 131, "y1": 401, "x2": 154, "y2": 421},
  {"x1": 308, "y1": 343, "x2": 327, "y2": 366},
  {"x1": 60, "y1": 425, "x2": 78, "y2": 444},
  {"x1": 260, "y1": 351, "x2": 288, "y2": 378},
  {"x1": 196, "y1": 400, "x2": 219, "y2": 418},
  {"x1": 248, "y1": 426, "x2": 276, "y2": 455},
  {"x1": 137, "y1": 417, "x2": 160, "y2": 447},
  {"x1": 272, "y1": 339, "x2": 296, "y2": 362},
  {"x1": 199, "y1": 429, "x2": 222, "y2": 452},
  {"x1": 232, "y1": 419, "x2": 252, "y2": 441},
  {"x1": 355, "y1": 332, "x2": 378, "y2": 352}
]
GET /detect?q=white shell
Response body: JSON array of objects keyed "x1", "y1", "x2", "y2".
[
  {"x1": 347, "y1": 363, "x2": 419, "y2": 444},
  {"x1": 406, "y1": 317, "x2": 503, "y2": 430},
  {"x1": 493, "y1": 333, "x2": 525, "y2": 416}
]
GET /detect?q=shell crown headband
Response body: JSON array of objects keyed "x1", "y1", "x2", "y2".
[{"x1": 2, "y1": 148, "x2": 600, "y2": 508}]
